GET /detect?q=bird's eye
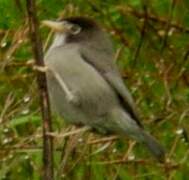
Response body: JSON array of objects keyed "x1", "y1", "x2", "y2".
[{"x1": 70, "y1": 24, "x2": 81, "y2": 35}]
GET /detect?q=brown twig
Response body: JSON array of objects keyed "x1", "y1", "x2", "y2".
[
  {"x1": 87, "y1": 135, "x2": 118, "y2": 145},
  {"x1": 25, "y1": 0, "x2": 54, "y2": 179},
  {"x1": 47, "y1": 126, "x2": 91, "y2": 138},
  {"x1": 0, "y1": 23, "x2": 29, "y2": 71},
  {"x1": 118, "y1": 5, "x2": 189, "y2": 34},
  {"x1": 87, "y1": 159, "x2": 179, "y2": 171},
  {"x1": 132, "y1": 3, "x2": 148, "y2": 66},
  {"x1": 160, "y1": 0, "x2": 177, "y2": 53},
  {"x1": 112, "y1": 141, "x2": 136, "y2": 180},
  {"x1": 88, "y1": 158, "x2": 148, "y2": 165}
]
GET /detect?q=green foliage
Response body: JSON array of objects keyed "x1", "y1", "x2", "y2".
[{"x1": 0, "y1": 0, "x2": 189, "y2": 179}]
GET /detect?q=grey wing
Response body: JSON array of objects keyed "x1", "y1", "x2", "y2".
[
  {"x1": 104, "y1": 71, "x2": 143, "y2": 127},
  {"x1": 80, "y1": 48, "x2": 143, "y2": 127}
]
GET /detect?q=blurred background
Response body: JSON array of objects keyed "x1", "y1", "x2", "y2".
[{"x1": 0, "y1": 0, "x2": 189, "y2": 179}]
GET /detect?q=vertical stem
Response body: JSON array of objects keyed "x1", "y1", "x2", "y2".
[{"x1": 26, "y1": 0, "x2": 54, "y2": 179}]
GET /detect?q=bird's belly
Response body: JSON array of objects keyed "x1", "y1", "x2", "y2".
[{"x1": 46, "y1": 56, "x2": 119, "y2": 126}]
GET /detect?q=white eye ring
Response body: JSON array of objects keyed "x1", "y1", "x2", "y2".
[
  {"x1": 70, "y1": 25, "x2": 81, "y2": 35},
  {"x1": 61, "y1": 21, "x2": 81, "y2": 35}
]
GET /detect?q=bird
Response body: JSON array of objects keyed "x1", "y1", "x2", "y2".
[{"x1": 42, "y1": 16, "x2": 165, "y2": 162}]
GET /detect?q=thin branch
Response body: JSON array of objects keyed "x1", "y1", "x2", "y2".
[
  {"x1": 87, "y1": 135, "x2": 118, "y2": 145},
  {"x1": 132, "y1": 3, "x2": 148, "y2": 66},
  {"x1": 160, "y1": 0, "x2": 177, "y2": 53},
  {"x1": 25, "y1": 0, "x2": 54, "y2": 179},
  {"x1": 118, "y1": 5, "x2": 189, "y2": 34},
  {"x1": 47, "y1": 126, "x2": 91, "y2": 138}
]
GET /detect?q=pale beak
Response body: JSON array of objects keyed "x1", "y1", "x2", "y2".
[{"x1": 42, "y1": 20, "x2": 67, "y2": 32}]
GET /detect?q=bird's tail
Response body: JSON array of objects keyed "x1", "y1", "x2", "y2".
[
  {"x1": 139, "y1": 129, "x2": 166, "y2": 162},
  {"x1": 110, "y1": 108, "x2": 166, "y2": 162}
]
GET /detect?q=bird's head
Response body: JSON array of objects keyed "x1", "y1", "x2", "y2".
[{"x1": 42, "y1": 16, "x2": 112, "y2": 52}]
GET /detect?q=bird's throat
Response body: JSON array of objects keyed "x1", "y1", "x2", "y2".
[{"x1": 50, "y1": 34, "x2": 66, "y2": 49}]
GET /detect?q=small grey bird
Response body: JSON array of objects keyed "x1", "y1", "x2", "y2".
[{"x1": 43, "y1": 17, "x2": 165, "y2": 162}]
